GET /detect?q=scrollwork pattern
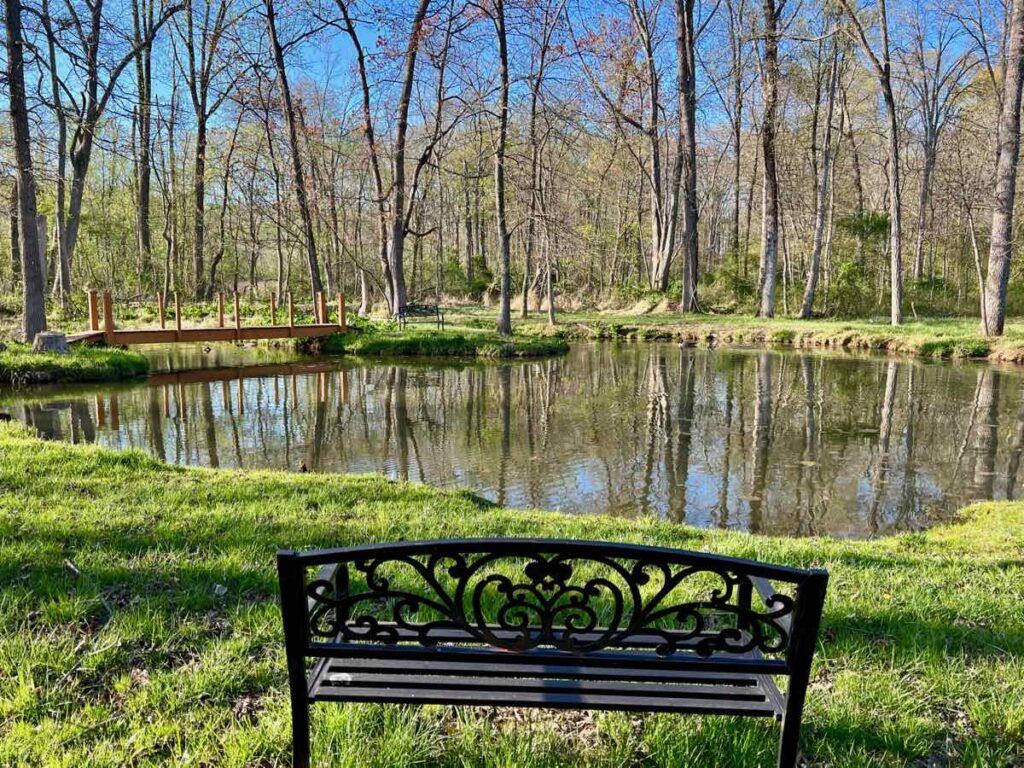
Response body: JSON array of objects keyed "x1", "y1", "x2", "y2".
[{"x1": 305, "y1": 548, "x2": 795, "y2": 658}]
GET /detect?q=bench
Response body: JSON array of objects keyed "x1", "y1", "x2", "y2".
[
  {"x1": 277, "y1": 538, "x2": 828, "y2": 768},
  {"x1": 395, "y1": 303, "x2": 445, "y2": 330}
]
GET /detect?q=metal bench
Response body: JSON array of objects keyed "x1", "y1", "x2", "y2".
[
  {"x1": 395, "y1": 303, "x2": 445, "y2": 330},
  {"x1": 277, "y1": 538, "x2": 828, "y2": 768}
]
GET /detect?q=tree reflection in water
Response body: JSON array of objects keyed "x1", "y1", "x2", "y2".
[{"x1": 7, "y1": 344, "x2": 1024, "y2": 538}]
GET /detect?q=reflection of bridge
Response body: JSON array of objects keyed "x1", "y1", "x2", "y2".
[
  {"x1": 93, "y1": 362, "x2": 351, "y2": 429},
  {"x1": 68, "y1": 290, "x2": 346, "y2": 346}
]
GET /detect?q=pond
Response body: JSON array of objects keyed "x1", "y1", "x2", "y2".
[{"x1": 3, "y1": 342, "x2": 1020, "y2": 538}]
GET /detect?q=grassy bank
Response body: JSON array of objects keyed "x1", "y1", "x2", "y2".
[
  {"x1": 0, "y1": 344, "x2": 149, "y2": 385},
  {"x1": 451, "y1": 308, "x2": 1024, "y2": 363},
  {"x1": 316, "y1": 325, "x2": 569, "y2": 359},
  {"x1": 1, "y1": 424, "x2": 1021, "y2": 766}
]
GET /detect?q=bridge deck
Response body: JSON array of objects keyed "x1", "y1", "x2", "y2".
[{"x1": 73, "y1": 324, "x2": 340, "y2": 346}]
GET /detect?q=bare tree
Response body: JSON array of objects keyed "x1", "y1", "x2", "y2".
[
  {"x1": 5, "y1": 0, "x2": 47, "y2": 339},
  {"x1": 800, "y1": 33, "x2": 840, "y2": 318},
  {"x1": 982, "y1": 0, "x2": 1024, "y2": 336},
  {"x1": 175, "y1": 0, "x2": 240, "y2": 298},
  {"x1": 757, "y1": 0, "x2": 784, "y2": 318},
  {"x1": 838, "y1": 0, "x2": 904, "y2": 325},
  {"x1": 264, "y1": 0, "x2": 324, "y2": 303}
]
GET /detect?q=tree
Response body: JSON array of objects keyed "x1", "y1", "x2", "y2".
[
  {"x1": 175, "y1": 0, "x2": 240, "y2": 298},
  {"x1": 981, "y1": 0, "x2": 1024, "y2": 336},
  {"x1": 5, "y1": 0, "x2": 47, "y2": 340},
  {"x1": 492, "y1": 0, "x2": 513, "y2": 337},
  {"x1": 42, "y1": 0, "x2": 181, "y2": 303},
  {"x1": 264, "y1": 0, "x2": 323, "y2": 304},
  {"x1": 757, "y1": 0, "x2": 784, "y2": 318},
  {"x1": 838, "y1": 0, "x2": 904, "y2": 325},
  {"x1": 675, "y1": 0, "x2": 700, "y2": 311},
  {"x1": 800, "y1": 32, "x2": 840, "y2": 318}
]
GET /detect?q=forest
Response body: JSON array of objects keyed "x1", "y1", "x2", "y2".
[{"x1": 3, "y1": 0, "x2": 1024, "y2": 341}]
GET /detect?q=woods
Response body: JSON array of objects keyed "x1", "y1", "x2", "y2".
[{"x1": 5, "y1": 0, "x2": 1024, "y2": 340}]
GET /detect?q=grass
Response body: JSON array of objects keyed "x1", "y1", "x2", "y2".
[
  {"x1": 316, "y1": 324, "x2": 569, "y2": 359},
  {"x1": 1, "y1": 423, "x2": 1022, "y2": 766},
  {"x1": 449, "y1": 307, "x2": 1024, "y2": 364},
  {"x1": 0, "y1": 344, "x2": 149, "y2": 385}
]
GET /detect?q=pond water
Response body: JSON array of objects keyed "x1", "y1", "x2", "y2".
[{"x1": 4, "y1": 342, "x2": 1021, "y2": 538}]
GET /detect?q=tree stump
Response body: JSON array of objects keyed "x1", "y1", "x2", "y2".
[{"x1": 32, "y1": 331, "x2": 69, "y2": 355}]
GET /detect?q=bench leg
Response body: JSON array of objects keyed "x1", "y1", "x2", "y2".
[
  {"x1": 776, "y1": 708, "x2": 802, "y2": 768},
  {"x1": 291, "y1": 695, "x2": 311, "y2": 768}
]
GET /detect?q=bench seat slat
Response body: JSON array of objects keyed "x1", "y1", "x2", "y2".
[
  {"x1": 310, "y1": 682, "x2": 780, "y2": 716},
  {"x1": 317, "y1": 657, "x2": 762, "y2": 686},
  {"x1": 314, "y1": 671, "x2": 774, "y2": 704}
]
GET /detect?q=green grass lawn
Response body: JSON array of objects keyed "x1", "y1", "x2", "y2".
[
  {"x1": 1, "y1": 423, "x2": 1022, "y2": 766},
  {"x1": 0, "y1": 344, "x2": 149, "y2": 385},
  {"x1": 317, "y1": 325, "x2": 569, "y2": 358}
]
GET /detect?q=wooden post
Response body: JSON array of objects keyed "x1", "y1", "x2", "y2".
[
  {"x1": 174, "y1": 292, "x2": 182, "y2": 336},
  {"x1": 317, "y1": 291, "x2": 327, "y2": 325},
  {"x1": 234, "y1": 291, "x2": 242, "y2": 331},
  {"x1": 110, "y1": 395, "x2": 120, "y2": 431},
  {"x1": 338, "y1": 293, "x2": 347, "y2": 331},
  {"x1": 288, "y1": 293, "x2": 295, "y2": 334},
  {"x1": 102, "y1": 291, "x2": 115, "y2": 345},
  {"x1": 218, "y1": 292, "x2": 225, "y2": 327},
  {"x1": 271, "y1": 292, "x2": 278, "y2": 325},
  {"x1": 88, "y1": 290, "x2": 99, "y2": 331},
  {"x1": 158, "y1": 293, "x2": 166, "y2": 329}
]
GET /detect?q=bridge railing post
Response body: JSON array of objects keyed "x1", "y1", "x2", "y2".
[
  {"x1": 338, "y1": 293, "x2": 346, "y2": 331},
  {"x1": 88, "y1": 290, "x2": 100, "y2": 331},
  {"x1": 174, "y1": 292, "x2": 182, "y2": 338},
  {"x1": 218, "y1": 292, "x2": 225, "y2": 328},
  {"x1": 316, "y1": 291, "x2": 327, "y2": 325},
  {"x1": 102, "y1": 291, "x2": 115, "y2": 345}
]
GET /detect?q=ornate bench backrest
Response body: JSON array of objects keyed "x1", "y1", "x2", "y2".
[{"x1": 279, "y1": 539, "x2": 826, "y2": 674}]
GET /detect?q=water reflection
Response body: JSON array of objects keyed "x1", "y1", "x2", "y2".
[{"x1": 6, "y1": 343, "x2": 1023, "y2": 538}]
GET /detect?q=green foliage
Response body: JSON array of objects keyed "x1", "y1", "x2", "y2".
[
  {"x1": 441, "y1": 257, "x2": 493, "y2": 300},
  {"x1": 0, "y1": 423, "x2": 1022, "y2": 765},
  {"x1": 0, "y1": 344, "x2": 149, "y2": 385},
  {"x1": 700, "y1": 260, "x2": 757, "y2": 312},
  {"x1": 826, "y1": 260, "x2": 874, "y2": 318},
  {"x1": 837, "y1": 210, "x2": 889, "y2": 243}
]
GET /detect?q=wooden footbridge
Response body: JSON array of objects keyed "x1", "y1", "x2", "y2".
[{"x1": 69, "y1": 290, "x2": 347, "y2": 346}]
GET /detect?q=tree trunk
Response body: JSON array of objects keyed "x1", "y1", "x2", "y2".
[
  {"x1": 193, "y1": 119, "x2": 208, "y2": 299},
  {"x1": 494, "y1": 0, "x2": 513, "y2": 337},
  {"x1": 983, "y1": 0, "x2": 1024, "y2": 336},
  {"x1": 676, "y1": 0, "x2": 700, "y2": 311},
  {"x1": 758, "y1": 0, "x2": 781, "y2": 318},
  {"x1": 883, "y1": 87, "x2": 903, "y2": 324},
  {"x1": 5, "y1": 0, "x2": 47, "y2": 341}
]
